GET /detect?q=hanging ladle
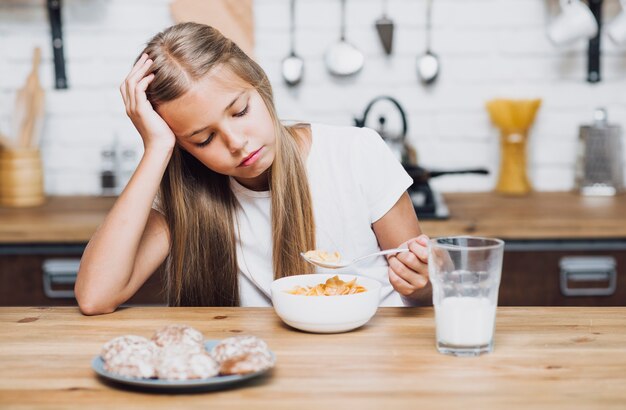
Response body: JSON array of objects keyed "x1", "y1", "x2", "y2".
[
  {"x1": 325, "y1": 0, "x2": 364, "y2": 77},
  {"x1": 282, "y1": 0, "x2": 304, "y2": 86},
  {"x1": 417, "y1": 0, "x2": 440, "y2": 85}
]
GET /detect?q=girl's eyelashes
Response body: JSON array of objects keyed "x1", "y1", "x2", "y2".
[
  {"x1": 195, "y1": 132, "x2": 215, "y2": 147},
  {"x1": 194, "y1": 103, "x2": 249, "y2": 147},
  {"x1": 234, "y1": 104, "x2": 249, "y2": 118}
]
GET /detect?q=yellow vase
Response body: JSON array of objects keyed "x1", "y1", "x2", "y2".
[
  {"x1": 486, "y1": 98, "x2": 542, "y2": 196},
  {"x1": 496, "y1": 131, "x2": 531, "y2": 195}
]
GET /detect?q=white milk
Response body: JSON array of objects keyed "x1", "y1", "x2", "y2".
[{"x1": 435, "y1": 297, "x2": 497, "y2": 346}]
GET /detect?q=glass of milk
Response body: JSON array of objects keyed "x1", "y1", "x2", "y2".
[{"x1": 429, "y1": 236, "x2": 505, "y2": 356}]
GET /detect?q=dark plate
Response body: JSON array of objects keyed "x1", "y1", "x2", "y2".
[{"x1": 92, "y1": 339, "x2": 274, "y2": 392}]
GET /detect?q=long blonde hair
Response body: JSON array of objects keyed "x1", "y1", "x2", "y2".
[{"x1": 142, "y1": 23, "x2": 315, "y2": 306}]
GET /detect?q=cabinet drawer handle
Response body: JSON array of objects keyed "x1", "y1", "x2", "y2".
[
  {"x1": 559, "y1": 256, "x2": 617, "y2": 297},
  {"x1": 42, "y1": 259, "x2": 80, "y2": 299}
]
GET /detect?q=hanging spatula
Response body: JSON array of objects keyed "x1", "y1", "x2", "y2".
[{"x1": 375, "y1": 0, "x2": 394, "y2": 55}]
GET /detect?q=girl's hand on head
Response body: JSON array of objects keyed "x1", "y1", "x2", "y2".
[
  {"x1": 386, "y1": 234, "x2": 430, "y2": 300},
  {"x1": 120, "y1": 54, "x2": 175, "y2": 152}
]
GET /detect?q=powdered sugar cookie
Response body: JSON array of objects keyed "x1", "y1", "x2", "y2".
[
  {"x1": 100, "y1": 335, "x2": 159, "y2": 379},
  {"x1": 156, "y1": 350, "x2": 219, "y2": 380},
  {"x1": 210, "y1": 335, "x2": 271, "y2": 363},
  {"x1": 219, "y1": 352, "x2": 275, "y2": 376},
  {"x1": 151, "y1": 324, "x2": 204, "y2": 351}
]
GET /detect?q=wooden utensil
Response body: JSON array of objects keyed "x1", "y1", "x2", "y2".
[
  {"x1": 14, "y1": 47, "x2": 45, "y2": 149},
  {"x1": 0, "y1": 132, "x2": 17, "y2": 151},
  {"x1": 0, "y1": 148, "x2": 45, "y2": 207}
]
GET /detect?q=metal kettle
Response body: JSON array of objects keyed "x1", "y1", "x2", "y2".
[
  {"x1": 353, "y1": 95, "x2": 415, "y2": 165},
  {"x1": 575, "y1": 108, "x2": 624, "y2": 196}
]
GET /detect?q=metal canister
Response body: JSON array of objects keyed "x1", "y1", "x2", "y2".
[{"x1": 575, "y1": 108, "x2": 624, "y2": 196}]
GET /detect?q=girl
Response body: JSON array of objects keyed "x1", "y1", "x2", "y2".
[{"x1": 75, "y1": 23, "x2": 430, "y2": 314}]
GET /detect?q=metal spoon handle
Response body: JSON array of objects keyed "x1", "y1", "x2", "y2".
[
  {"x1": 340, "y1": 0, "x2": 346, "y2": 41},
  {"x1": 425, "y1": 0, "x2": 433, "y2": 52},
  {"x1": 351, "y1": 248, "x2": 409, "y2": 265},
  {"x1": 289, "y1": 0, "x2": 296, "y2": 55}
]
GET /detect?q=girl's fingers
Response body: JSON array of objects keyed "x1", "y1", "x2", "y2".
[
  {"x1": 394, "y1": 241, "x2": 428, "y2": 274},
  {"x1": 122, "y1": 54, "x2": 149, "y2": 102},
  {"x1": 127, "y1": 53, "x2": 149, "y2": 79},
  {"x1": 125, "y1": 57, "x2": 153, "y2": 112},
  {"x1": 388, "y1": 268, "x2": 413, "y2": 296},
  {"x1": 137, "y1": 73, "x2": 155, "y2": 92},
  {"x1": 120, "y1": 81, "x2": 127, "y2": 102},
  {"x1": 128, "y1": 58, "x2": 154, "y2": 86},
  {"x1": 388, "y1": 262, "x2": 427, "y2": 296},
  {"x1": 382, "y1": 235, "x2": 431, "y2": 297},
  {"x1": 416, "y1": 234, "x2": 430, "y2": 247},
  {"x1": 388, "y1": 255, "x2": 428, "y2": 296},
  {"x1": 135, "y1": 74, "x2": 155, "y2": 108}
]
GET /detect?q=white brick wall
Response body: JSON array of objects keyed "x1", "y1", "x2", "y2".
[{"x1": 1, "y1": 0, "x2": 625, "y2": 195}]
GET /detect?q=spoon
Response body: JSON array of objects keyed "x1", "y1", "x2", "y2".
[
  {"x1": 325, "y1": 0, "x2": 364, "y2": 77},
  {"x1": 282, "y1": 0, "x2": 304, "y2": 86},
  {"x1": 417, "y1": 0, "x2": 440, "y2": 85},
  {"x1": 300, "y1": 248, "x2": 409, "y2": 269}
]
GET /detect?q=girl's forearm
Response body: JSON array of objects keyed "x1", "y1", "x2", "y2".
[{"x1": 75, "y1": 146, "x2": 172, "y2": 310}]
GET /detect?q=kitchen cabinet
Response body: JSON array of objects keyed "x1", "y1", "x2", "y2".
[
  {"x1": 2, "y1": 193, "x2": 626, "y2": 306},
  {"x1": 0, "y1": 244, "x2": 165, "y2": 306},
  {"x1": 421, "y1": 192, "x2": 626, "y2": 306},
  {"x1": 0, "y1": 197, "x2": 164, "y2": 307},
  {"x1": 499, "y1": 240, "x2": 626, "y2": 306}
]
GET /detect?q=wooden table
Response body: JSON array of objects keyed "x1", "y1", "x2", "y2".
[{"x1": 1, "y1": 307, "x2": 625, "y2": 409}]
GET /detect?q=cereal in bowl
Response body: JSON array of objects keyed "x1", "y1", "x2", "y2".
[{"x1": 286, "y1": 275, "x2": 367, "y2": 296}]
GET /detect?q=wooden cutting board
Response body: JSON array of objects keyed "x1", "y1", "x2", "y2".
[{"x1": 170, "y1": 0, "x2": 255, "y2": 57}]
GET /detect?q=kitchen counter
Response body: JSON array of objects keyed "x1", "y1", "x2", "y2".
[
  {"x1": 1, "y1": 192, "x2": 625, "y2": 243},
  {"x1": 1, "y1": 306, "x2": 625, "y2": 409},
  {"x1": 0, "y1": 196, "x2": 116, "y2": 244},
  {"x1": 419, "y1": 191, "x2": 626, "y2": 239}
]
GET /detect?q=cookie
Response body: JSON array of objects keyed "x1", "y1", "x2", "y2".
[
  {"x1": 156, "y1": 350, "x2": 219, "y2": 380},
  {"x1": 219, "y1": 352, "x2": 275, "y2": 376},
  {"x1": 151, "y1": 324, "x2": 204, "y2": 350},
  {"x1": 210, "y1": 335, "x2": 271, "y2": 363},
  {"x1": 101, "y1": 335, "x2": 159, "y2": 379}
]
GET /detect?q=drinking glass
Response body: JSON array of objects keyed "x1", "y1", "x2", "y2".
[{"x1": 429, "y1": 236, "x2": 505, "y2": 357}]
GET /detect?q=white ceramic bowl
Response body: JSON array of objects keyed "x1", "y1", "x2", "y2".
[{"x1": 271, "y1": 273, "x2": 382, "y2": 333}]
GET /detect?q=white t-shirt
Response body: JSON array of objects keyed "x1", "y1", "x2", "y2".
[{"x1": 231, "y1": 123, "x2": 414, "y2": 307}]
